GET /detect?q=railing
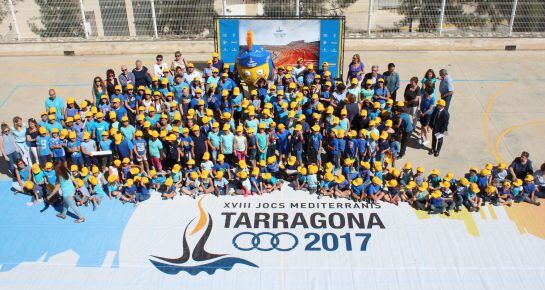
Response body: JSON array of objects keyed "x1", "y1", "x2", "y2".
[{"x1": 0, "y1": 0, "x2": 543, "y2": 42}]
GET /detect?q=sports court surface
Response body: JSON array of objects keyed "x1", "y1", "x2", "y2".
[{"x1": 1, "y1": 50, "x2": 545, "y2": 289}]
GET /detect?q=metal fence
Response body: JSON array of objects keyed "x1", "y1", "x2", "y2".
[{"x1": 1, "y1": 0, "x2": 544, "y2": 42}]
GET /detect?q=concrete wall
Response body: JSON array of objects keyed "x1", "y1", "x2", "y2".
[{"x1": 0, "y1": 38, "x2": 543, "y2": 58}]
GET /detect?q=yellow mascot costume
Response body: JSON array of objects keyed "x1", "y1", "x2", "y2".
[{"x1": 235, "y1": 31, "x2": 274, "y2": 88}]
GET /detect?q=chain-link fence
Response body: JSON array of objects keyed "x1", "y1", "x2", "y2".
[{"x1": 0, "y1": 0, "x2": 544, "y2": 42}]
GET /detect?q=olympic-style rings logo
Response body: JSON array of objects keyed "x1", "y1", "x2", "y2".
[{"x1": 232, "y1": 232, "x2": 299, "y2": 251}]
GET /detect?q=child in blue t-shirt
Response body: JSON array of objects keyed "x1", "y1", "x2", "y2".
[
  {"x1": 36, "y1": 128, "x2": 52, "y2": 165},
  {"x1": 295, "y1": 167, "x2": 308, "y2": 190},
  {"x1": 214, "y1": 171, "x2": 230, "y2": 196},
  {"x1": 49, "y1": 129, "x2": 65, "y2": 162}
]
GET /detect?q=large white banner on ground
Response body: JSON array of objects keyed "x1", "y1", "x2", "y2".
[{"x1": 1, "y1": 185, "x2": 545, "y2": 290}]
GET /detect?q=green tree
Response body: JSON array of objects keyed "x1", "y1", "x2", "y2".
[{"x1": 29, "y1": 0, "x2": 84, "y2": 37}]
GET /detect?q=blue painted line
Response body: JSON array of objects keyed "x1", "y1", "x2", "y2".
[
  {"x1": 0, "y1": 83, "x2": 88, "y2": 109},
  {"x1": 0, "y1": 85, "x2": 20, "y2": 109}
]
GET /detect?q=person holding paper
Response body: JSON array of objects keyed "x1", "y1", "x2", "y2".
[{"x1": 428, "y1": 99, "x2": 449, "y2": 157}]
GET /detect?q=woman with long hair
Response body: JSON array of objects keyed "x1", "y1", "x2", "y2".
[
  {"x1": 12, "y1": 116, "x2": 32, "y2": 166},
  {"x1": 347, "y1": 54, "x2": 365, "y2": 84},
  {"x1": 26, "y1": 118, "x2": 39, "y2": 163},
  {"x1": 422, "y1": 69, "x2": 437, "y2": 90},
  {"x1": 105, "y1": 69, "x2": 119, "y2": 96},
  {"x1": 92, "y1": 76, "x2": 107, "y2": 105},
  {"x1": 47, "y1": 162, "x2": 85, "y2": 223}
]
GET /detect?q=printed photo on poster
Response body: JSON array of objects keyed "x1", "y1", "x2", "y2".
[{"x1": 238, "y1": 19, "x2": 320, "y2": 68}]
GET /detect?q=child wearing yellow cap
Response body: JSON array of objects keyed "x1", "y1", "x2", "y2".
[
  {"x1": 22, "y1": 180, "x2": 45, "y2": 206},
  {"x1": 74, "y1": 178, "x2": 90, "y2": 207},
  {"x1": 234, "y1": 126, "x2": 247, "y2": 162},
  {"x1": 498, "y1": 180, "x2": 514, "y2": 207},
  {"x1": 464, "y1": 183, "x2": 482, "y2": 212},
  {"x1": 295, "y1": 166, "x2": 308, "y2": 191},
  {"x1": 213, "y1": 171, "x2": 230, "y2": 196},
  {"x1": 260, "y1": 172, "x2": 282, "y2": 193},
  {"x1": 86, "y1": 175, "x2": 104, "y2": 209},
  {"x1": 181, "y1": 171, "x2": 201, "y2": 199},
  {"x1": 429, "y1": 190, "x2": 447, "y2": 215},
  {"x1": 411, "y1": 182, "x2": 429, "y2": 211},
  {"x1": 161, "y1": 177, "x2": 177, "y2": 200},
  {"x1": 518, "y1": 175, "x2": 541, "y2": 206},
  {"x1": 199, "y1": 170, "x2": 215, "y2": 195}
]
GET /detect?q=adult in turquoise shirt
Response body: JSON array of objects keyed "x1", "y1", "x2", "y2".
[
  {"x1": 44, "y1": 89, "x2": 65, "y2": 120},
  {"x1": 47, "y1": 164, "x2": 85, "y2": 223}
]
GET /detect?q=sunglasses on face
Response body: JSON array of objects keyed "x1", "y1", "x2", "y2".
[{"x1": 122, "y1": 69, "x2": 128, "y2": 71}]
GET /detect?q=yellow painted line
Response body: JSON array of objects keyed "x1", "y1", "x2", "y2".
[
  {"x1": 494, "y1": 120, "x2": 545, "y2": 163},
  {"x1": 482, "y1": 82, "x2": 514, "y2": 163},
  {"x1": 479, "y1": 208, "x2": 487, "y2": 220},
  {"x1": 487, "y1": 204, "x2": 498, "y2": 220}
]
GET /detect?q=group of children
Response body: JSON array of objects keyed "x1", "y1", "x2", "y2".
[{"x1": 10, "y1": 53, "x2": 542, "y2": 217}]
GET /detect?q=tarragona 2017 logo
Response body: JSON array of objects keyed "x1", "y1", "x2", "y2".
[
  {"x1": 149, "y1": 197, "x2": 258, "y2": 275},
  {"x1": 150, "y1": 197, "x2": 386, "y2": 275}
]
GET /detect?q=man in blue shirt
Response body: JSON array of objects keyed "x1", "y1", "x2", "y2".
[
  {"x1": 44, "y1": 89, "x2": 65, "y2": 121},
  {"x1": 439, "y1": 69, "x2": 454, "y2": 111},
  {"x1": 383, "y1": 63, "x2": 400, "y2": 101}
]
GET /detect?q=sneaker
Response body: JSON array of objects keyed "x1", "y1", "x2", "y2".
[
  {"x1": 56, "y1": 213, "x2": 66, "y2": 219},
  {"x1": 444, "y1": 211, "x2": 450, "y2": 217}
]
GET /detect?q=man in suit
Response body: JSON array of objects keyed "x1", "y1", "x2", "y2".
[
  {"x1": 363, "y1": 65, "x2": 384, "y2": 86},
  {"x1": 428, "y1": 99, "x2": 449, "y2": 157}
]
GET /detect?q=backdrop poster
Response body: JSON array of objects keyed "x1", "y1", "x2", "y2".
[{"x1": 216, "y1": 17, "x2": 344, "y2": 79}]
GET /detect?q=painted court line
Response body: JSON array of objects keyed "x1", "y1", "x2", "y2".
[{"x1": 0, "y1": 83, "x2": 88, "y2": 109}]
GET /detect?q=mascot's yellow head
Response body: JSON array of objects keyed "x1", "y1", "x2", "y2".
[{"x1": 235, "y1": 31, "x2": 273, "y2": 86}]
